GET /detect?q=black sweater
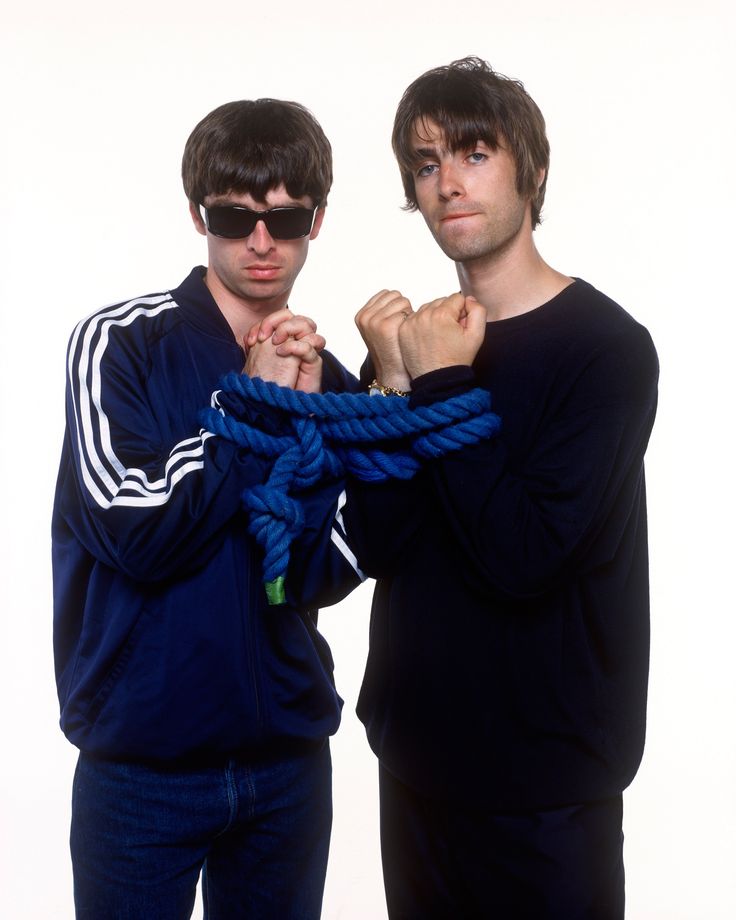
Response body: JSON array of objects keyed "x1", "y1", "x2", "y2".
[{"x1": 345, "y1": 279, "x2": 659, "y2": 810}]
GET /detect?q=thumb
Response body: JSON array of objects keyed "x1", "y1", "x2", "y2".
[
  {"x1": 445, "y1": 291, "x2": 467, "y2": 317},
  {"x1": 464, "y1": 296, "x2": 488, "y2": 337}
]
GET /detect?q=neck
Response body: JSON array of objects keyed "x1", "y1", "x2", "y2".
[
  {"x1": 204, "y1": 269, "x2": 291, "y2": 344},
  {"x1": 457, "y1": 233, "x2": 572, "y2": 322}
]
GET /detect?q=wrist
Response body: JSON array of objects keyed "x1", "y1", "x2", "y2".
[
  {"x1": 368, "y1": 378, "x2": 411, "y2": 398},
  {"x1": 370, "y1": 359, "x2": 411, "y2": 393}
]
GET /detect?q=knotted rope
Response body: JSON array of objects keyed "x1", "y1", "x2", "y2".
[{"x1": 201, "y1": 373, "x2": 501, "y2": 604}]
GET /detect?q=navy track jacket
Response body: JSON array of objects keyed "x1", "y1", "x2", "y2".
[{"x1": 52, "y1": 267, "x2": 362, "y2": 762}]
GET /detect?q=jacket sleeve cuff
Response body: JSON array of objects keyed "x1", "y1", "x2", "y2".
[{"x1": 409, "y1": 366, "x2": 477, "y2": 408}]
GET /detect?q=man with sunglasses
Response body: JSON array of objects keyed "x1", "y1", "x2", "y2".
[
  {"x1": 52, "y1": 98, "x2": 361, "y2": 919},
  {"x1": 344, "y1": 58, "x2": 659, "y2": 917}
]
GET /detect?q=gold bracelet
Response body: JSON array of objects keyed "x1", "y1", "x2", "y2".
[{"x1": 368, "y1": 378, "x2": 410, "y2": 398}]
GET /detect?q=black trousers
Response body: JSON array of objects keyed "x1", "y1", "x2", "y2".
[{"x1": 379, "y1": 764, "x2": 625, "y2": 920}]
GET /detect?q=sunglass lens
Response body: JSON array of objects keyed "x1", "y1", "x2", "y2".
[
  {"x1": 266, "y1": 208, "x2": 315, "y2": 239},
  {"x1": 205, "y1": 207, "x2": 257, "y2": 239}
]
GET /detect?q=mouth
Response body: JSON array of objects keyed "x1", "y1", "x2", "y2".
[
  {"x1": 440, "y1": 211, "x2": 480, "y2": 223},
  {"x1": 244, "y1": 264, "x2": 281, "y2": 279}
]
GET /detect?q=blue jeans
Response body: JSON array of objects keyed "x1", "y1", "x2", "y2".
[{"x1": 70, "y1": 742, "x2": 332, "y2": 919}]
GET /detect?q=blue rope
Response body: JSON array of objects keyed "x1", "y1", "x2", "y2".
[{"x1": 201, "y1": 373, "x2": 501, "y2": 604}]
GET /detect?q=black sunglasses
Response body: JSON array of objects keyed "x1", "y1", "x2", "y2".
[{"x1": 202, "y1": 204, "x2": 318, "y2": 240}]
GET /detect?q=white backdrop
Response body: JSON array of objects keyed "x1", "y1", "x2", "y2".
[{"x1": 1, "y1": 1, "x2": 734, "y2": 917}]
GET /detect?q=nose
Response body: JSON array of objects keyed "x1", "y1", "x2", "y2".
[
  {"x1": 438, "y1": 162, "x2": 464, "y2": 200},
  {"x1": 247, "y1": 219, "x2": 275, "y2": 255}
]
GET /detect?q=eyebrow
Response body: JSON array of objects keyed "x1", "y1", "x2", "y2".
[{"x1": 413, "y1": 146, "x2": 441, "y2": 158}]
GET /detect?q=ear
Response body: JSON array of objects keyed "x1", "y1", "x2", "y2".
[
  {"x1": 309, "y1": 205, "x2": 326, "y2": 241},
  {"x1": 536, "y1": 167, "x2": 547, "y2": 192},
  {"x1": 189, "y1": 200, "x2": 207, "y2": 236}
]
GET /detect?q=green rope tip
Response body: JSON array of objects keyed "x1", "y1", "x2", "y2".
[{"x1": 265, "y1": 576, "x2": 286, "y2": 606}]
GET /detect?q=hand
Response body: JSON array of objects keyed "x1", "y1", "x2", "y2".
[
  {"x1": 355, "y1": 290, "x2": 413, "y2": 391},
  {"x1": 244, "y1": 335, "x2": 302, "y2": 389},
  {"x1": 273, "y1": 335, "x2": 323, "y2": 393},
  {"x1": 244, "y1": 310, "x2": 324, "y2": 393},
  {"x1": 245, "y1": 308, "x2": 326, "y2": 355},
  {"x1": 398, "y1": 293, "x2": 487, "y2": 378}
]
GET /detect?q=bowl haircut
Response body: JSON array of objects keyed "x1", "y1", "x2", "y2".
[
  {"x1": 182, "y1": 98, "x2": 332, "y2": 208},
  {"x1": 392, "y1": 56, "x2": 550, "y2": 228}
]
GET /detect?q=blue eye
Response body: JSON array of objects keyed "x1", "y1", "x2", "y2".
[
  {"x1": 416, "y1": 164, "x2": 437, "y2": 178},
  {"x1": 468, "y1": 152, "x2": 487, "y2": 164}
]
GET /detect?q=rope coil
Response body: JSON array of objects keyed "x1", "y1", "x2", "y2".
[{"x1": 201, "y1": 373, "x2": 501, "y2": 604}]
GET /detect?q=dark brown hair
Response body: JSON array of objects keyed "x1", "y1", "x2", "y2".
[
  {"x1": 392, "y1": 57, "x2": 549, "y2": 227},
  {"x1": 182, "y1": 99, "x2": 332, "y2": 207}
]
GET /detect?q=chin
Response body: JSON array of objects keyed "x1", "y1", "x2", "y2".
[
  {"x1": 240, "y1": 284, "x2": 284, "y2": 302},
  {"x1": 439, "y1": 241, "x2": 480, "y2": 262}
]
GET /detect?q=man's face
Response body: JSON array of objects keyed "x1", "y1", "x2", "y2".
[
  {"x1": 191, "y1": 184, "x2": 324, "y2": 312},
  {"x1": 410, "y1": 119, "x2": 531, "y2": 264}
]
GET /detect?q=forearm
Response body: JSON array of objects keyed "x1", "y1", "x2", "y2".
[
  {"x1": 58, "y1": 422, "x2": 269, "y2": 582},
  {"x1": 410, "y1": 338, "x2": 659, "y2": 599},
  {"x1": 284, "y1": 481, "x2": 365, "y2": 608}
]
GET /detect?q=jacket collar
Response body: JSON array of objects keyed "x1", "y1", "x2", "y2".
[{"x1": 170, "y1": 266, "x2": 238, "y2": 343}]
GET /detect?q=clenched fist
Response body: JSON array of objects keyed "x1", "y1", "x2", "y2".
[{"x1": 398, "y1": 293, "x2": 487, "y2": 378}]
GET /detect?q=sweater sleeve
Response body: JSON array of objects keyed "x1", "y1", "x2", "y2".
[
  {"x1": 343, "y1": 324, "x2": 658, "y2": 595},
  {"x1": 55, "y1": 312, "x2": 270, "y2": 583},
  {"x1": 422, "y1": 323, "x2": 659, "y2": 599}
]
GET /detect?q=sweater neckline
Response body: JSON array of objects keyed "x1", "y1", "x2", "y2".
[{"x1": 485, "y1": 278, "x2": 586, "y2": 332}]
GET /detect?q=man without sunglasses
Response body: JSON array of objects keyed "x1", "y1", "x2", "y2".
[
  {"x1": 52, "y1": 99, "x2": 362, "y2": 918},
  {"x1": 344, "y1": 58, "x2": 659, "y2": 917}
]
